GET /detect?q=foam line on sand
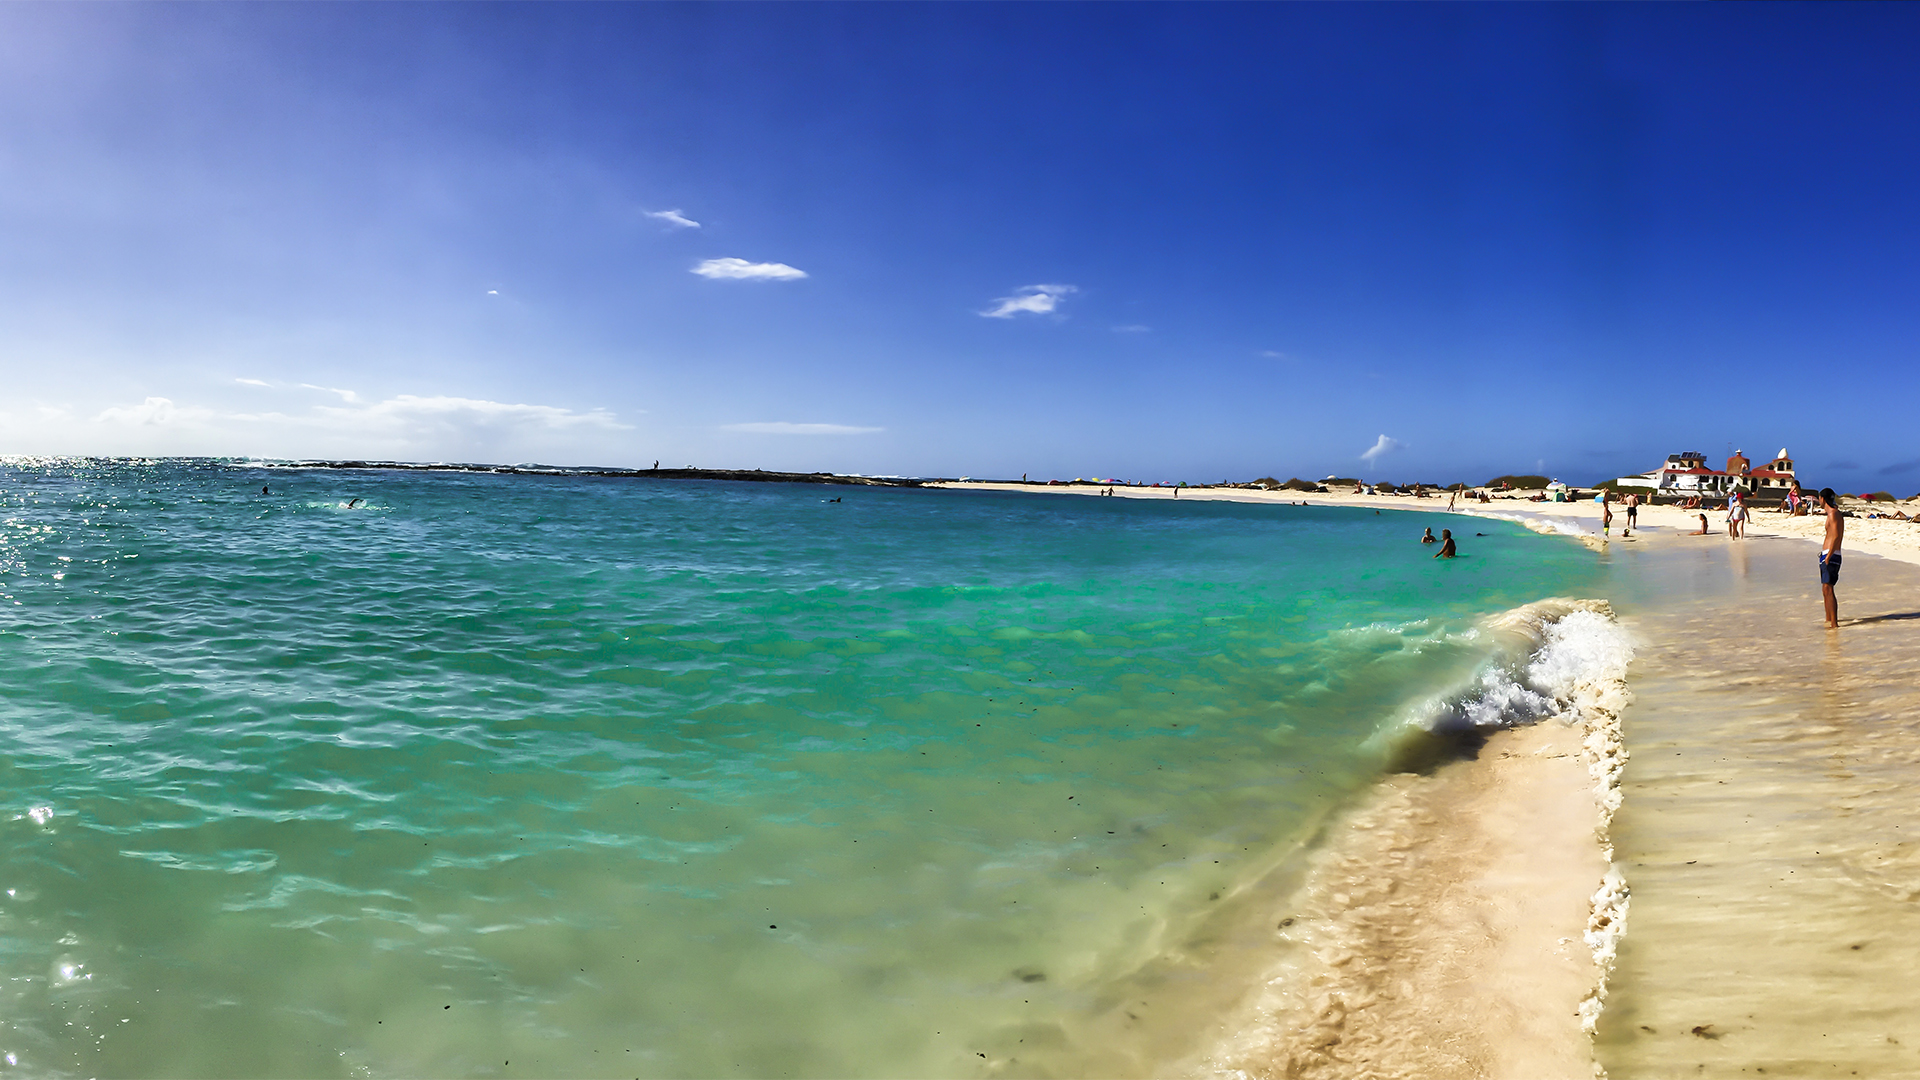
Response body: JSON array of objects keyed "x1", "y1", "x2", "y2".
[{"x1": 1191, "y1": 601, "x2": 1632, "y2": 1080}]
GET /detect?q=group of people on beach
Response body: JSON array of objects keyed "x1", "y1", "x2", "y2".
[
  {"x1": 1676, "y1": 486, "x2": 1848, "y2": 628},
  {"x1": 1573, "y1": 486, "x2": 1848, "y2": 630},
  {"x1": 1675, "y1": 490, "x2": 1750, "y2": 538},
  {"x1": 1597, "y1": 491, "x2": 1641, "y2": 538}
]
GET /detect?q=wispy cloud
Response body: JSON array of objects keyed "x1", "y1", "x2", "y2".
[
  {"x1": 646, "y1": 209, "x2": 701, "y2": 229},
  {"x1": 339, "y1": 395, "x2": 628, "y2": 431},
  {"x1": 300, "y1": 383, "x2": 362, "y2": 404},
  {"x1": 721, "y1": 422, "x2": 883, "y2": 436},
  {"x1": 1111, "y1": 324, "x2": 1151, "y2": 334},
  {"x1": 235, "y1": 377, "x2": 270, "y2": 387},
  {"x1": 1259, "y1": 350, "x2": 1292, "y2": 360},
  {"x1": 1878, "y1": 459, "x2": 1920, "y2": 475},
  {"x1": 980, "y1": 284, "x2": 1076, "y2": 319},
  {"x1": 692, "y1": 258, "x2": 807, "y2": 281},
  {"x1": 1360, "y1": 434, "x2": 1403, "y2": 463}
]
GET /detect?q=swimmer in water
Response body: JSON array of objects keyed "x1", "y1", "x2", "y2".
[
  {"x1": 346, "y1": 498, "x2": 361, "y2": 509},
  {"x1": 1421, "y1": 527, "x2": 1437, "y2": 544},
  {"x1": 1433, "y1": 529, "x2": 1457, "y2": 558},
  {"x1": 261, "y1": 485, "x2": 270, "y2": 495}
]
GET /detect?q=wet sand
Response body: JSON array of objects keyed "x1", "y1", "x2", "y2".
[
  {"x1": 1596, "y1": 539, "x2": 1920, "y2": 1076},
  {"x1": 1195, "y1": 718, "x2": 1619, "y2": 1080}
]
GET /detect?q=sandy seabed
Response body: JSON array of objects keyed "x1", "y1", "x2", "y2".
[{"x1": 935, "y1": 481, "x2": 1920, "y2": 1079}]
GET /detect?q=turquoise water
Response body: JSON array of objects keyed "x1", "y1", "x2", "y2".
[{"x1": 0, "y1": 460, "x2": 1604, "y2": 1078}]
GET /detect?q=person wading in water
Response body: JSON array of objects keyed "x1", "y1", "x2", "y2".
[{"x1": 1815, "y1": 487, "x2": 1845, "y2": 629}]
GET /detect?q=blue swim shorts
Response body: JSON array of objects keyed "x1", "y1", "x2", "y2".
[{"x1": 1819, "y1": 552, "x2": 1842, "y2": 585}]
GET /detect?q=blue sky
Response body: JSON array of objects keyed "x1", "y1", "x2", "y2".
[{"x1": 3, "y1": 4, "x2": 1917, "y2": 489}]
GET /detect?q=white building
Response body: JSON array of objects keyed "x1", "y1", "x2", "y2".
[{"x1": 1615, "y1": 449, "x2": 1797, "y2": 496}]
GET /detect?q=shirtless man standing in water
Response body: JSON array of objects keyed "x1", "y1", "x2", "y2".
[{"x1": 1816, "y1": 487, "x2": 1845, "y2": 629}]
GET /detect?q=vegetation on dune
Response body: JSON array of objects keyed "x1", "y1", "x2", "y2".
[{"x1": 1487, "y1": 474, "x2": 1552, "y2": 489}]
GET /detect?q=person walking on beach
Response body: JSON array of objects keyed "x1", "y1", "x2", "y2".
[
  {"x1": 1729, "y1": 492, "x2": 1749, "y2": 539},
  {"x1": 1600, "y1": 491, "x2": 1613, "y2": 537},
  {"x1": 1816, "y1": 487, "x2": 1844, "y2": 629},
  {"x1": 1433, "y1": 529, "x2": 1457, "y2": 558},
  {"x1": 1624, "y1": 492, "x2": 1639, "y2": 537}
]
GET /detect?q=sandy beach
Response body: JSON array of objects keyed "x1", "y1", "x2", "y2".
[{"x1": 935, "y1": 479, "x2": 1920, "y2": 1078}]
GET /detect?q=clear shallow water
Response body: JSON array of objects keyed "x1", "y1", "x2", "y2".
[
  {"x1": 0, "y1": 459, "x2": 1603, "y2": 1078},
  {"x1": 1595, "y1": 541, "x2": 1920, "y2": 1078}
]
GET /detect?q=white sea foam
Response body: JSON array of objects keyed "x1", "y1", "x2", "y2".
[
  {"x1": 1471, "y1": 509, "x2": 1602, "y2": 544},
  {"x1": 1199, "y1": 600, "x2": 1638, "y2": 1079},
  {"x1": 1422, "y1": 600, "x2": 1636, "y2": 1037},
  {"x1": 1413, "y1": 599, "x2": 1635, "y2": 736}
]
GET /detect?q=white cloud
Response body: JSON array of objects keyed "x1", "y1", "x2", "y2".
[
  {"x1": 95, "y1": 397, "x2": 215, "y2": 426},
  {"x1": 235, "y1": 377, "x2": 270, "y2": 387},
  {"x1": 1111, "y1": 324, "x2": 1151, "y2": 334},
  {"x1": 692, "y1": 258, "x2": 807, "y2": 281},
  {"x1": 300, "y1": 383, "x2": 362, "y2": 404},
  {"x1": 1259, "y1": 350, "x2": 1290, "y2": 360},
  {"x1": 35, "y1": 388, "x2": 635, "y2": 463},
  {"x1": 646, "y1": 209, "x2": 701, "y2": 229},
  {"x1": 344, "y1": 395, "x2": 626, "y2": 431},
  {"x1": 981, "y1": 284, "x2": 1077, "y2": 319},
  {"x1": 1360, "y1": 434, "x2": 1404, "y2": 464},
  {"x1": 721, "y1": 422, "x2": 883, "y2": 436}
]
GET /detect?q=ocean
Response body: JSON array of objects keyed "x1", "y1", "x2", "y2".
[{"x1": 0, "y1": 459, "x2": 1612, "y2": 1077}]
